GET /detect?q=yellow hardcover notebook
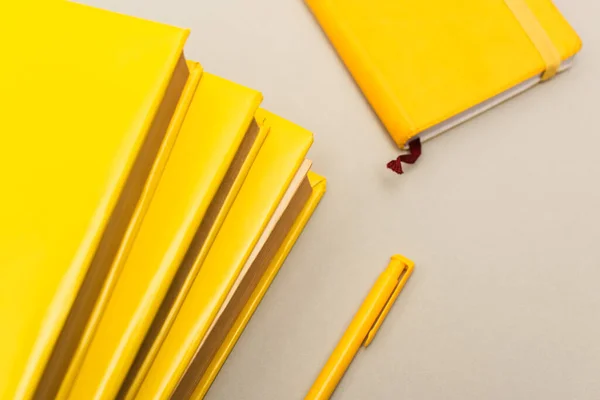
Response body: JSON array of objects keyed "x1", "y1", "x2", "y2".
[
  {"x1": 129, "y1": 110, "x2": 314, "y2": 399},
  {"x1": 0, "y1": 2, "x2": 189, "y2": 398},
  {"x1": 305, "y1": 0, "x2": 581, "y2": 169},
  {"x1": 194, "y1": 172, "x2": 327, "y2": 400},
  {"x1": 64, "y1": 70, "x2": 266, "y2": 400}
]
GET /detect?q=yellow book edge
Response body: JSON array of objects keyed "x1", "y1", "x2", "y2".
[
  {"x1": 55, "y1": 61, "x2": 204, "y2": 399},
  {"x1": 129, "y1": 107, "x2": 314, "y2": 398},
  {"x1": 20, "y1": 43, "x2": 190, "y2": 399},
  {"x1": 66, "y1": 71, "x2": 265, "y2": 400},
  {"x1": 120, "y1": 110, "x2": 267, "y2": 400},
  {"x1": 193, "y1": 172, "x2": 326, "y2": 399}
]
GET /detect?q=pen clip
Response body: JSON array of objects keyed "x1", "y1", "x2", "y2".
[{"x1": 363, "y1": 255, "x2": 414, "y2": 347}]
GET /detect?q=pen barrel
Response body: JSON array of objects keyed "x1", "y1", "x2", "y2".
[{"x1": 305, "y1": 270, "x2": 399, "y2": 400}]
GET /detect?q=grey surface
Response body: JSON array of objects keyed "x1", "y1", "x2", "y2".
[{"x1": 84, "y1": 0, "x2": 600, "y2": 398}]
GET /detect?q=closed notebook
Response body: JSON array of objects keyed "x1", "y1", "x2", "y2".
[
  {"x1": 0, "y1": 1, "x2": 189, "y2": 398},
  {"x1": 64, "y1": 69, "x2": 266, "y2": 400},
  {"x1": 130, "y1": 110, "x2": 314, "y2": 399},
  {"x1": 195, "y1": 172, "x2": 327, "y2": 400},
  {"x1": 305, "y1": 0, "x2": 582, "y2": 172}
]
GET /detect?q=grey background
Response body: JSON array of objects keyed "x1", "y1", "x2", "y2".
[{"x1": 83, "y1": 0, "x2": 600, "y2": 398}]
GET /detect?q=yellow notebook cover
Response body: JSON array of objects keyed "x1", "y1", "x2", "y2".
[
  {"x1": 0, "y1": 2, "x2": 189, "y2": 398},
  {"x1": 305, "y1": 0, "x2": 582, "y2": 148},
  {"x1": 194, "y1": 172, "x2": 326, "y2": 400},
  {"x1": 64, "y1": 70, "x2": 265, "y2": 400},
  {"x1": 131, "y1": 110, "x2": 313, "y2": 399}
]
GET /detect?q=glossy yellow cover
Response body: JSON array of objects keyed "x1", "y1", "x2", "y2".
[
  {"x1": 64, "y1": 71, "x2": 264, "y2": 400},
  {"x1": 193, "y1": 172, "x2": 327, "y2": 400},
  {"x1": 133, "y1": 110, "x2": 313, "y2": 399},
  {"x1": 305, "y1": 0, "x2": 582, "y2": 147},
  {"x1": 0, "y1": 2, "x2": 188, "y2": 398}
]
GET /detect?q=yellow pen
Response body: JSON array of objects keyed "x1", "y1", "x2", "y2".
[{"x1": 305, "y1": 255, "x2": 414, "y2": 400}]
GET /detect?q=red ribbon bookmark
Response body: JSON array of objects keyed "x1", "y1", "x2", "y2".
[{"x1": 386, "y1": 138, "x2": 422, "y2": 174}]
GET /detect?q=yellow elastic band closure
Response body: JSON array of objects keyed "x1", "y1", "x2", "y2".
[{"x1": 504, "y1": 0, "x2": 562, "y2": 80}]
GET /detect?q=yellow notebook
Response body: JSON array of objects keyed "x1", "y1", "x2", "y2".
[
  {"x1": 130, "y1": 110, "x2": 314, "y2": 399},
  {"x1": 194, "y1": 172, "x2": 327, "y2": 400},
  {"x1": 64, "y1": 70, "x2": 265, "y2": 400},
  {"x1": 305, "y1": 0, "x2": 581, "y2": 153},
  {"x1": 0, "y1": 2, "x2": 189, "y2": 398}
]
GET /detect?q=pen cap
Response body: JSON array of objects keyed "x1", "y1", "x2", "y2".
[{"x1": 364, "y1": 255, "x2": 414, "y2": 347}]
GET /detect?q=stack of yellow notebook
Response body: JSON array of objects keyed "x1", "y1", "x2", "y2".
[{"x1": 0, "y1": 2, "x2": 325, "y2": 399}]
